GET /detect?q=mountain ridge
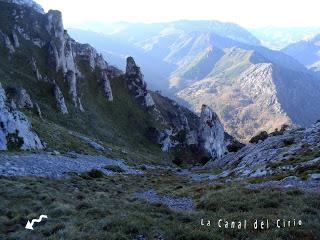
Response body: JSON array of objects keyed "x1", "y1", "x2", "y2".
[{"x1": 0, "y1": 0, "x2": 239, "y2": 165}]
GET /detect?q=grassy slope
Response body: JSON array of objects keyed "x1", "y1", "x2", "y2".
[
  {"x1": 0, "y1": 2, "x2": 170, "y2": 165},
  {"x1": 0, "y1": 171, "x2": 319, "y2": 240}
]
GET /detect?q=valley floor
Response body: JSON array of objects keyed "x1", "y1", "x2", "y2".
[{"x1": 0, "y1": 153, "x2": 319, "y2": 240}]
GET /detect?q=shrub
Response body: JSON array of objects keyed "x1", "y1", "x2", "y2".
[
  {"x1": 249, "y1": 131, "x2": 268, "y2": 144},
  {"x1": 104, "y1": 165, "x2": 124, "y2": 173},
  {"x1": 87, "y1": 169, "x2": 104, "y2": 178}
]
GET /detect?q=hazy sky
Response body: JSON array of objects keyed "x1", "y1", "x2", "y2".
[{"x1": 36, "y1": 0, "x2": 320, "y2": 28}]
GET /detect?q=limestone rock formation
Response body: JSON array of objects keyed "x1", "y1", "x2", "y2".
[
  {"x1": 17, "y1": 88, "x2": 33, "y2": 109},
  {"x1": 198, "y1": 105, "x2": 225, "y2": 159},
  {"x1": 151, "y1": 93, "x2": 231, "y2": 160},
  {"x1": 206, "y1": 121, "x2": 320, "y2": 179},
  {"x1": 30, "y1": 57, "x2": 42, "y2": 81},
  {"x1": 12, "y1": 31, "x2": 19, "y2": 48},
  {"x1": 125, "y1": 57, "x2": 155, "y2": 107},
  {"x1": 101, "y1": 71, "x2": 113, "y2": 102},
  {"x1": 5, "y1": 0, "x2": 44, "y2": 13},
  {"x1": 53, "y1": 82, "x2": 68, "y2": 114},
  {"x1": 0, "y1": 82, "x2": 43, "y2": 150},
  {"x1": 0, "y1": 31, "x2": 15, "y2": 54}
]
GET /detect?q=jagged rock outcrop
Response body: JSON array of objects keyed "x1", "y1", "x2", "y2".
[
  {"x1": 46, "y1": 10, "x2": 81, "y2": 108},
  {"x1": 30, "y1": 57, "x2": 42, "y2": 81},
  {"x1": 158, "y1": 129, "x2": 177, "y2": 152},
  {"x1": 17, "y1": 88, "x2": 33, "y2": 109},
  {"x1": 151, "y1": 92, "x2": 230, "y2": 160},
  {"x1": 125, "y1": 57, "x2": 155, "y2": 107},
  {"x1": 101, "y1": 71, "x2": 113, "y2": 102},
  {"x1": 0, "y1": 31, "x2": 15, "y2": 54},
  {"x1": 4, "y1": 0, "x2": 44, "y2": 13},
  {"x1": 0, "y1": 0, "x2": 238, "y2": 160},
  {"x1": 0, "y1": 82, "x2": 43, "y2": 150},
  {"x1": 12, "y1": 31, "x2": 19, "y2": 47},
  {"x1": 53, "y1": 82, "x2": 68, "y2": 114},
  {"x1": 34, "y1": 103, "x2": 42, "y2": 119},
  {"x1": 198, "y1": 105, "x2": 225, "y2": 159},
  {"x1": 206, "y1": 121, "x2": 320, "y2": 179}
]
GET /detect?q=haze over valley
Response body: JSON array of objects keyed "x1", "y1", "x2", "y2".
[{"x1": 0, "y1": 1, "x2": 320, "y2": 239}]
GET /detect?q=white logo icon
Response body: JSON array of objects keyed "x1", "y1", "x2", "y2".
[{"x1": 25, "y1": 215, "x2": 48, "y2": 230}]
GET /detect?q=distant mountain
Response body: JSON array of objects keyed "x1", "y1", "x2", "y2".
[
  {"x1": 250, "y1": 27, "x2": 320, "y2": 50},
  {"x1": 282, "y1": 34, "x2": 320, "y2": 73},
  {"x1": 69, "y1": 20, "x2": 261, "y2": 92},
  {"x1": 69, "y1": 22, "x2": 320, "y2": 141},
  {"x1": 73, "y1": 20, "x2": 261, "y2": 46},
  {"x1": 0, "y1": 0, "x2": 238, "y2": 164}
]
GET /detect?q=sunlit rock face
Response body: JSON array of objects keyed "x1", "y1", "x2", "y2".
[
  {"x1": 198, "y1": 104, "x2": 225, "y2": 160},
  {"x1": 125, "y1": 57, "x2": 155, "y2": 107}
]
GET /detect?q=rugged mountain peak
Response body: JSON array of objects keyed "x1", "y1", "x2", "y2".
[
  {"x1": 282, "y1": 33, "x2": 320, "y2": 73},
  {"x1": 198, "y1": 104, "x2": 225, "y2": 159},
  {"x1": 6, "y1": 2, "x2": 116, "y2": 110},
  {"x1": 0, "y1": 82, "x2": 44, "y2": 150},
  {"x1": 125, "y1": 56, "x2": 155, "y2": 107},
  {"x1": 46, "y1": 10, "x2": 64, "y2": 39},
  {"x1": 2, "y1": 0, "x2": 44, "y2": 13}
]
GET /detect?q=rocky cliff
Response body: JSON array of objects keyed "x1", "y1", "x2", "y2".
[
  {"x1": 70, "y1": 21, "x2": 320, "y2": 143},
  {"x1": 0, "y1": 0, "x2": 234, "y2": 164},
  {"x1": 125, "y1": 56, "x2": 155, "y2": 107},
  {"x1": 0, "y1": 82, "x2": 43, "y2": 150},
  {"x1": 198, "y1": 105, "x2": 225, "y2": 159},
  {"x1": 0, "y1": 1, "x2": 115, "y2": 114},
  {"x1": 205, "y1": 121, "x2": 320, "y2": 182}
]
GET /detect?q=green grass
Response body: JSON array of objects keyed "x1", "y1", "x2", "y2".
[
  {"x1": 0, "y1": 171, "x2": 319, "y2": 240},
  {"x1": 0, "y1": 18, "x2": 172, "y2": 165}
]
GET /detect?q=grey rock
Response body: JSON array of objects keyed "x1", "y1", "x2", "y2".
[
  {"x1": 17, "y1": 88, "x2": 33, "y2": 109},
  {"x1": 198, "y1": 104, "x2": 225, "y2": 159},
  {"x1": 125, "y1": 57, "x2": 155, "y2": 107},
  {"x1": 30, "y1": 57, "x2": 42, "y2": 81},
  {"x1": 53, "y1": 82, "x2": 68, "y2": 114},
  {"x1": 206, "y1": 122, "x2": 320, "y2": 180},
  {"x1": 309, "y1": 173, "x2": 320, "y2": 180},
  {"x1": 6, "y1": 0, "x2": 44, "y2": 13},
  {"x1": 68, "y1": 131, "x2": 105, "y2": 151},
  {"x1": 34, "y1": 103, "x2": 42, "y2": 119},
  {"x1": 133, "y1": 189, "x2": 196, "y2": 212},
  {"x1": 0, "y1": 82, "x2": 44, "y2": 150},
  {"x1": 0, "y1": 31, "x2": 15, "y2": 54},
  {"x1": 12, "y1": 31, "x2": 19, "y2": 48},
  {"x1": 0, "y1": 153, "x2": 142, "y2": 177},
  {"x1": 101, "y1": 71, "x2": 113, "y2": 102},
  {"x1": 247, "y1": 176, "x2": 320, "y2": 192}
]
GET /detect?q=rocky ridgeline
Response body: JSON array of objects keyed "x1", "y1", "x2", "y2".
[
  {"x1": 124, "y1": 57, "x2": 234, "y2": 160},
  {"x1": 125, "y1": 56, "x2": 155, "y2": 107},
  {"x1": 0, "y1": 1, "x2": 116, "y2": 114},
  {"x1": 0, "y1": 83, "x2": 43, "y2": 150},
  {"x1": 0, "y1": 0, "x2": 238, "y2": 162},
  {"x1": 206, "y1": 121, "x2": 320, "y2": 179}
]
